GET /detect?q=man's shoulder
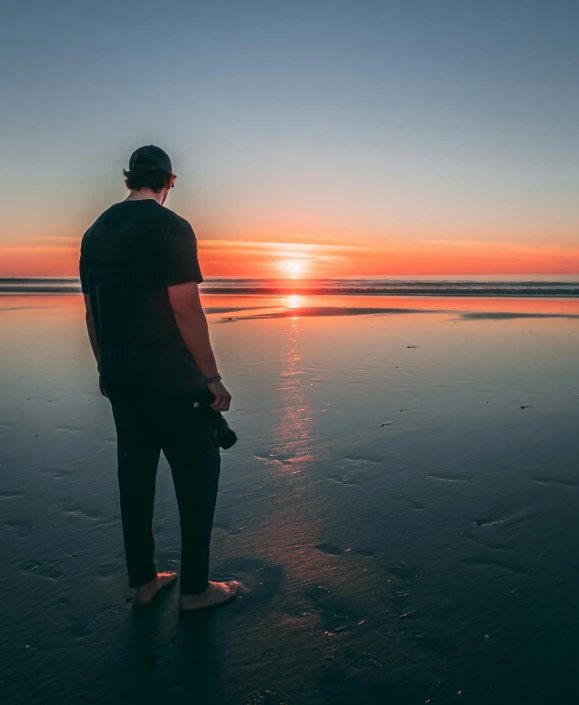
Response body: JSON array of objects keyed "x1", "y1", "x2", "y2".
[
  {"x1": 82, "y1": 203, "x2": 124, "y2": 237},
  {"x1": 81, "y1": 203, "x2": 194, "y2": 248},
  {"x1": 162, "y1": 206, "x2": 194, "y2": 234}
]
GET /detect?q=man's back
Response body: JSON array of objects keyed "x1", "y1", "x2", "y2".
[{"x1": 80, "y1": 199, "x2": 204, "y2": 391}]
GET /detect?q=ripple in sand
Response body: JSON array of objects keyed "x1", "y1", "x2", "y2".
[
  {"x1": 5, "y1": 518, "x2": 33, "y2": 536},
  {"x1": 473, "y1": 508, "x2": 532, "y2": 527},
  {"x1": 254, "y1": 453, "x2": 292, "y2": 467},
  {"x1": 61, "y1": 502, "x2": 105, "y2": 520},
  {"x1": 429, "y1": 472, "x2": 473, "y2": 483},
  {"x1": 344, "y1": 454, "x2": 382, "y2": 465},
  {"x1": 213, "y1": 522, "x2": 245, "y2": 535},
  {"x1": 466, "y1": 534, "x2": 512, "y2": 553},
  {"x1": 245, "y1": 691, "x2": 288, "y2": 705},
  {"x1": 0, "y1": 491, "x2": 26, "y2": 500},
  {"x1": 40, "y1": 467, "x2": 71, "y2": 480},
  {"x1": 460, "y1": 557, "x2": 527, "y2": 575},
  {"x1": 486, "y1": 542, "x2": 511, "y2": 552},
  {"x1": 315, "y1": 543, "x2": 375, "y2": 557},
  {"x1": 96, "y1": 559, "x2": 125, "y2": 578},
  {"x1": 532, "y1": 476, "x2": 578, "y2": 487},
  {"x1": 395, "y1": 497, "x2": 425, "y2": 511},
  {"x1": 51, "y1": 597, "x2": 69, "y2": 607},
  {"x1": 327, "y1": 475, "x2": 359, "y2": 486}
]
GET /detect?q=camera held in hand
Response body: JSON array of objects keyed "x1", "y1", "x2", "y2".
[{"x1": 212, "y1": 412, "x2": 238, "y2": 450}]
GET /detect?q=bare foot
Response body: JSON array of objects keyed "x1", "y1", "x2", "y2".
[
  {"x1": 133, "y1": 572, "x2": 178, "y2": 606},
  {"x1": 179, "y1": 581, "x2": 240, "y2": 611}
]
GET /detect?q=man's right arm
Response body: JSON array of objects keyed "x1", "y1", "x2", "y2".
[
  {"x1": 168, "y1": 281, "x2": 232, "y2": 412},
  {"x1": 83, "y1": 295, "x2": 99, "y2": 362}
]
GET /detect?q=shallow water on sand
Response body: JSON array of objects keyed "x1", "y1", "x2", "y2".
[{"x1": 1, "y1": 294, "x2": 579, "y2": 704}]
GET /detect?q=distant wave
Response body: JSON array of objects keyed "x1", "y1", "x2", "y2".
[
  {"x1": 0, "y1": 278, "x2": 81, "y2": 293},
  {"x1": 200, "y1": 278, "x2": 579, "y2": 298},
  {"x1": 2, "y1": 277, "x2": 579, "y2": 297}
]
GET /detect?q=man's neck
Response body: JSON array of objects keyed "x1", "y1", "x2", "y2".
[{"x1": 125, "y1": 189, "x2": 164, "y2": 204}]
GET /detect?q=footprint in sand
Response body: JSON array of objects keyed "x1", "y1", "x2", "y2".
[
  {"x1": 307, "y1": 585, "x2": 363, "y2": 633},
  {"x1": 318, "y1": 651, "x2": 386, "y2": 698},
  {"x1": 315, "y1": 543, "x2": 342, "y2": 555},
  {"x1": 388, "y1": 561, "x2": 415, "y2": 579},
  {"x1": 66, "y1": 618, "x2": 92, "y2": 639},
  {"x1": 411, "y1": 631, "x2": 445, "y2": 655},
  {"x1": 23, "y1": 559, "x2": 64, "y2": 580}
]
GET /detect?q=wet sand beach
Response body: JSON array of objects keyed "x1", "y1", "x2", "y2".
[{"x1": 2, "y1": 292, "x2": 579, "y2": 704}]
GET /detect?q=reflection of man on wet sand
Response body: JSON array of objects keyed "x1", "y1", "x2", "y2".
[{"x1": 80, "y1": 145, "x2": 239, "y2": 610}]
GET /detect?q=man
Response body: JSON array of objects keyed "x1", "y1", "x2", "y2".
[{"x1": 79, "y1": 145, "x2": 239, "y2": 610}]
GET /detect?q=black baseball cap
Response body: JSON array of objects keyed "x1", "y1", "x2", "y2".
[{"x1": 128, "y1": 145, "x2": 173, "y2": 173}]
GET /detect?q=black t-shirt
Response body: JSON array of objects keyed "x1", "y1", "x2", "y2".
[{"x1": 79, "y1": 200, "x2": 204, "y2": 392}]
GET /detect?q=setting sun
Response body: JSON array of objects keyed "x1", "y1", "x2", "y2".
[{"x1": 283, "y1": 260, "x2": 304, "y2": 278}]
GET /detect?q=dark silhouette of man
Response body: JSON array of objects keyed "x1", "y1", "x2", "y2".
[{"x1": 79, "y1": 145, "x2": 239, "y2": 609}]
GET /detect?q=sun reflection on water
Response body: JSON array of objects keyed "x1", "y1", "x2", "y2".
[{"x1": 275, "y1": 316, "x2": 314, "y2": 474}]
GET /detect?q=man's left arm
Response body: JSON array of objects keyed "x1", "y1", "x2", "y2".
[{"x1": 83, "y1": 295, "x2": 107, "y2": 397}]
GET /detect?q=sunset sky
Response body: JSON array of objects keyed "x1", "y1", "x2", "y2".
[{"x1": 1, "y1": 0, "x2": 579, "y2": 277}]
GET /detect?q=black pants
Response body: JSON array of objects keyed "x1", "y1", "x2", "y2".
[{"x1": 109, "y1": 389, "x2": 221, "y2": 595}]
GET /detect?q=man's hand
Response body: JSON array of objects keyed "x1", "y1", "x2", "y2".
[{"x1": 208, "y1": 379, "x2": 231, "y2": 412}]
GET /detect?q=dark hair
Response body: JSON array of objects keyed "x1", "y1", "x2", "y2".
[{"x1": 123, "y1": 167, "x2": 176, "y2": 193}]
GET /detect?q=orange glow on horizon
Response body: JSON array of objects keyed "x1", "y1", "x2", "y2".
[{"x1": 2, "y1": 238, "x2": 579, "y2": 278}]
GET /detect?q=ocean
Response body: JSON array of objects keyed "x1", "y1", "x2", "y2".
[
  {"x1": 2, "y1": 275, "x2": 579, "y2": 297},
  {"x1": 1, "y1": 279, "x2": 579, "y2": 704}
]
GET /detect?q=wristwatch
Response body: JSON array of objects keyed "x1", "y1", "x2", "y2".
[{"x1": 205, "y1": 373, "x2": 222, "y2": 384}]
